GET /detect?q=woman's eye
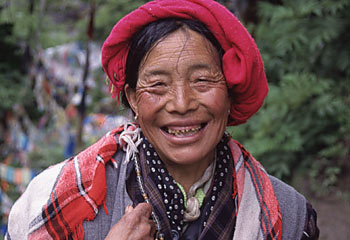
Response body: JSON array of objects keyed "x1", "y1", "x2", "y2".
[
  {"x1": 151, "y1": 82, "x2": 166, "y2": 87},
  {"x1": 196, "y1": 78, "x2": 211, "y2": 83}
]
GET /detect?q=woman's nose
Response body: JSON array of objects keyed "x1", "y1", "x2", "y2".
[{"x1": 165, "y1": 83, "x2": 199, "y2": 114}]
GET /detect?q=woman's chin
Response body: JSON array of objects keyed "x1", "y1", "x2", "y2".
[{"x1": 161, "y1": 151, "x2": 212, "y2": 168}]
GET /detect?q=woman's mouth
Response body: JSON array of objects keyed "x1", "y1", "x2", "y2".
[{"x1": 161, "y1": 123, "x2": 207, "y2": 137}]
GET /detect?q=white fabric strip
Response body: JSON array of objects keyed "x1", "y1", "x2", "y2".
[
  {"x1": 73, "y1": 156, "x2": 98, "y2": 214},
  {"x1": 233, "y1": 170, "x2": 263, "y2": 240}
]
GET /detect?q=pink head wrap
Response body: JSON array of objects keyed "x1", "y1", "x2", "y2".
[{"x1": 101, "y1": 0, "x2": 268, "y2": 126}]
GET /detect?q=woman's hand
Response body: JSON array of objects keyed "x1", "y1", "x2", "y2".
[{"x1": 105, "y1": 203, "x2": 155, "y2": 240}]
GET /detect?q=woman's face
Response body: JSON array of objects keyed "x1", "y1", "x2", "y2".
[{"x1": 125, "y1": 28, "x2": 230, "y2": 169}]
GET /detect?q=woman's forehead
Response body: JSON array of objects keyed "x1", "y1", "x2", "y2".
[{"x1": 139, "y1": 29, "x2": 221, "y2": 74}]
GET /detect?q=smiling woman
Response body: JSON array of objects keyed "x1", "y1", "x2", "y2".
[
  {"x1": 6, "y1": 0, "x2": 319, "y2": 240},
  {"x1": 125, "y1": 25, "x2": 230, "y2": 190}
]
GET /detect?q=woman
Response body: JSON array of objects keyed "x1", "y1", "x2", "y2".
[{"x1": 6, "y1": 0, "x2": 319, "y2": 239}]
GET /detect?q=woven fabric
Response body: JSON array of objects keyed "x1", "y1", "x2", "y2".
[
  {"x1": 230, "y1": 140, "x2": 282, "y2": 239},
  {"x1": 130, "y1": 135, "x2": 235, "y2": 239},
  {"x1": 27, "y1": 126, "x2": 124, "y2": 240},
  {"x1": 196, "y1": 136, "x2": 236, "y2": 240},
  {"x1": 7, "y1": 126, "x2": 282, "y2": 239},
  {"x1": 141, "y1": 136, "x2": 187, "y2": 235},
  {"x1": 101, "y1": 0, "x2": 268, "y2": 125}
]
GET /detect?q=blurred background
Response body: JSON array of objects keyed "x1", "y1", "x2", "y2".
[{"x1": 0, "y1": 0, "x2": 349, "y2": 239}]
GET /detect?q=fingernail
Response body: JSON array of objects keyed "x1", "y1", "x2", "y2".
[{"x1": 125, "y1": 205, "x2": 133, "y2": 213}]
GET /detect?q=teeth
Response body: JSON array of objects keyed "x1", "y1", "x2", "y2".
[{"x1": 167, "y1": 127, "x2": 201, "y2": 136}]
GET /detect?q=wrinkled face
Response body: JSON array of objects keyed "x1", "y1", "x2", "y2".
[{"x1": 125, "y1": 28, "x2": 231, "y2": 169}]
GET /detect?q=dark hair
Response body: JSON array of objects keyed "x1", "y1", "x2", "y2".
[{"x1": 122, "y1": 18, "x2": 224, "y2": 108}]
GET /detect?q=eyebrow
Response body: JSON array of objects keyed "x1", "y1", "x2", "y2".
[
  {"x1": 143, "y1": 63, "x2": 215, "y2": 77},
  {"x1": 143, "y1": 69, "x2": 170, "y2": 77},
  {"x1": 188, "y1": 63, "x2": 212, "y2": 71}
]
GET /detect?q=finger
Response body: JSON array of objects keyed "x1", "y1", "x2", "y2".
[
  {"x1": 125, "y1": 205, "x2": 134, "y2": 214},
  {"x1": 133, "y1": 202, "x2": 152, "y2": 218},
  {"x1": 129, "y1": 219, "x2": 154, "y2": 240},
  {"x1": 149, "y1": 219, "x2": 156, "y2": 237},
  {"x1": 106, "y1": 204, "x2": 153, "y2": 240}
]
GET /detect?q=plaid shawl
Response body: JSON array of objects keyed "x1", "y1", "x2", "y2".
[
  {"x1": 25, "y1": 126, "x2": 123, "y2": 240},
  {"x1": 230, "y1": 140, "x2": 282, "y2": 239},
  {"x1": 7, "y1": 126, "x2": 282, "y2": 239}
]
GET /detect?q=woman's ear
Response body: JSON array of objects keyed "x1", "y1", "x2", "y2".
[{"x1": 124, "y1": 84, "x2": 138, "y2": 114}]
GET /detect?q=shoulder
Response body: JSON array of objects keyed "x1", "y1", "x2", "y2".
[
  {"x1": 269, "y1": 175, "x2": 320, "y2": 240},
  {"x1": 11, "y1": 161, "x2": 66, "y2": 214},
  {"x1": 227, "y1": 136, "x2": 307, "y2": 218},
  {"x1": 7, "y1": 126, "x2": 126, "y2": 239},
  {"x1": 269, "y1": 175, "x2": 306, "y2": 214},
  {"x1": 7, "y1": 161, "x2": 66, "y2": 239},
  {"x1": 227, "y1": 136, "x2": 319, "y2": 239}
]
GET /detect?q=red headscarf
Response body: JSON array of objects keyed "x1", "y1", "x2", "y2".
[{"x1": 101, "y1": 0, "x2": 268, "y2": 126}]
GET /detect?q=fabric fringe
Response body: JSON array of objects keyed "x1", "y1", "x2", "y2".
[
  {"x1": 103, "y1": 200, "x2": 109, "y2": 215},
  {"x1": 72, "y1": 223, "x2": 84, "y2": 240}
]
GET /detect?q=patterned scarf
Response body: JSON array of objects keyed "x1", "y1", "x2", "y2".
[
  {"x1": 24, "y1": 126, "x2": 124, "y2": 240},
  {"x1": 230, "y1": 140, "x2": 282, "y2": 239},
  {"x1": 126, "y1": 135, "x2": 236, "y2": 239},
  {"x1": 20, "y1": 125, "x2": 281, "y2": 240}
]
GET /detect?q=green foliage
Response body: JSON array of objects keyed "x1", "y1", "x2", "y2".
[
  {"x1": 72, "y1": 0, "x2": 148, "y2": 42},
  {"x1": 229, "y1": 0, "x2": 350, "y2": 191},
  {"x1": 28, "y1": 140, "x2": 65, "y2": 170},
  {"x1": 94, "y1": 0, "x2": 148, "y2": 41},
  {"x1": 0, "y1": 22, "x2": 26, "y2": 111},
  {"x1": 0, "y1": 12, "x2": 43, "y2": 121},
  {"x1": 0, "y1": 0, "x2": 72, "y2": 48}
]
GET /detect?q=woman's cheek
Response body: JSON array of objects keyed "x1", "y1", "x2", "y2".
[
  {"x1": 205, "y1": 88, "x2": 230, "y2": 115},
  {"x1": 136, "y1": 91, "x2": 166, "y2": 111}
]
